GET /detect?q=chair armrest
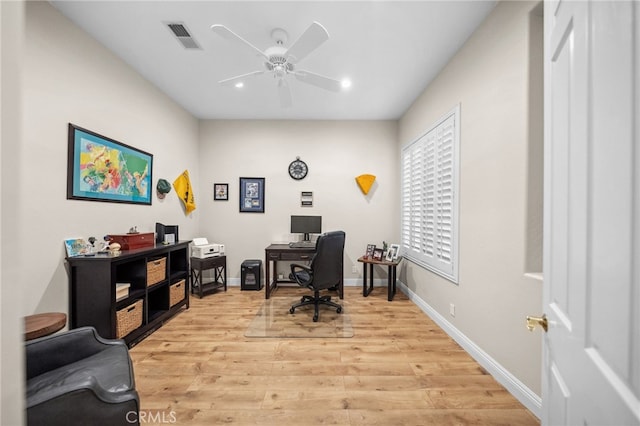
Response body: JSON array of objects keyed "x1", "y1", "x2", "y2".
[
  {"x1": 290, "y1": 263, "x2": 312, "y2": 285},
  {"x1": 26, "y1": 327, "x2": 125, "y2": 379}
]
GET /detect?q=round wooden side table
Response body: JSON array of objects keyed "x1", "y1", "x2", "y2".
[{"x1": 24, "y1": 312, "x2": 67, "y2": 341}]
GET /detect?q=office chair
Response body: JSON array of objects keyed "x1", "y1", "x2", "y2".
[{"x1": 289, "y1": 230, "x2": 345, "y2": 322}]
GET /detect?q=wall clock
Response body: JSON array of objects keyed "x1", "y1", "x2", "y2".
[{"x1": 288, "y1": 157, "x2": 308, "y2": 180}]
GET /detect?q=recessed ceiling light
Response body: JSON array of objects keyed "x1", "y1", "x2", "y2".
[
  {"x1": 341, "y1": 79, "x2": 352, "y2": 89},
  {"x1": 235, "y1": 82, "x2": 244, "y2": 88}
]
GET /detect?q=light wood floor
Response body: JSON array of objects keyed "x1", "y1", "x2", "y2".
[{"x1": 129, "y1": 286, "x2": 539, "y2": 425}]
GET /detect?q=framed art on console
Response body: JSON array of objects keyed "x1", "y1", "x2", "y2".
[{"x1": 67, "y1": 123, "x2": 153, "y2": 205}]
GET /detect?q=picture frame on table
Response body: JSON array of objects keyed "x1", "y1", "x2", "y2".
[
  {"x1": 365, "y1": 244, "x2": 376, "y2": 258},
  {"x1": 214, "y1": 183, "x2": 228, "y2": 201},
  {"x1": 67, "y1": 123, "x2": 153, "y2": 205},
  {"x1": 239, "y1": 177, "x2": 265, "y2": 213},
  {"x1": 386, "y1": 243, "x2": 400, "y2": 261},
  {"x1": 372, "y1": 248, "x2": 384, "y2": 261}
]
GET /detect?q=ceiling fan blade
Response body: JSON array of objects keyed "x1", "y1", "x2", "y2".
[
  {"x1": 218, "y1": 70, "x2": 264, "y2": 86},
  {"x1": 278, "y1": 79, "x2": 292, "y2": 108},
  {"x1": 294, "y1": 70, "x2": 342, "y2": 92},
  {"x1": 211, "y1": 24, "x2": 268, "y2": 60},
  {"x1": 284, "y1": 22, "x2": 329, "y2": 64}
]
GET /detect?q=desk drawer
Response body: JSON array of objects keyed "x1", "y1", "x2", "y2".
[{"x1": 281, "y1": 252, "x2": 312, "y2": 261}]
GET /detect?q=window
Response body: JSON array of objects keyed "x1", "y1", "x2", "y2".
[{"x1": 401, "y1": 105, "x2": 460, "y2": 283}]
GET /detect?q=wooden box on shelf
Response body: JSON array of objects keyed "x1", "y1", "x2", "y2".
[
  {"x1": 115, "y1": 283, "x2": 131, "y2": 301},
  {"x1": 109, "y1": 232, "x2": 154, "y2": 250}
]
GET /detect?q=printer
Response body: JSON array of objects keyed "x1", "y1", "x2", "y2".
[{"x1": 191, "y1": 238, "x2": 225, "y2": 259}]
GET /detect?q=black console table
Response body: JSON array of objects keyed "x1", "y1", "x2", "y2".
[{"x1": 190, "y1": 255, "x2": 227, "y2": 298}]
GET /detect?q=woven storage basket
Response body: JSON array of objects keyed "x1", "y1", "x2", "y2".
[
  {"x1": 116, "y1": 299, "x2": 143, "y2": 338},
  {"x1": 147, "y1": 257, "x2": 166, "y2": 287},
  {"x1": 169, "y1": 280, "x2": 185, "y2": 307}
]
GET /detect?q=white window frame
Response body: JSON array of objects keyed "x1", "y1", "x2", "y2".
[{"x1": 401, "y1": 105, "x2": 460, "y2": 283}]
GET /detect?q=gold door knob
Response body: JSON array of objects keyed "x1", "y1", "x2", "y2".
[{"x1": 526, "y1": 314, "x2": 548, "y2": 332}]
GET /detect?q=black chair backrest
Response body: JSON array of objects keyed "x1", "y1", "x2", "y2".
[{"x1": 310, "y1": 231, "x2": 345, "y2": 290}]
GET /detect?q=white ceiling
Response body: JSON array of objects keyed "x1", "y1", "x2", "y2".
[{"x1": 50, "y1": 1, "x2": 496, "y2": 120}]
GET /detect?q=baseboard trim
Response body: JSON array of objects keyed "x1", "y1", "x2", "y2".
[{"x1": 397, "y1": 280, "x2": 542, "y2": 419}]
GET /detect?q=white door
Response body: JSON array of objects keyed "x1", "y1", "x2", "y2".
[{"x1": 542, "y1": 0, "x2": 640, "y2": 424}]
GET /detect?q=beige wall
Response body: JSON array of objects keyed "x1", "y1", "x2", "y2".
[
  {"x1": 1, "y1": 2, "x2": 26, "y2": 424},
  {"x1": 398, "y1": 0, "x2": 543, "y2": 394},
  {"x1": 21, "y1": 1, "x2": 200, "y2": 316},
  {"x1": 198, "y1": 119, "x2": 398, "y2": 281}
]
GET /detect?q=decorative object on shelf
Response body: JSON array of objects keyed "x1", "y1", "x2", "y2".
[
  {"x1": 386, "y1": 243, "x2": 400, "y2": 261},
  {"x1": 288, "y1": 157, "x2": 308, "y2": 180},
  {"x1": 365, "y1": 244, "x2": 375, "y2": 259},
  {"x1": 64, "y1": 238, "x2": 88, "y2": 257},
  {"x1": 108, "y1": 232, "x2": 154, "y2": 250},
  {"x1": 67, "y1": 123, "x2": 153, "y2": 205},
  {"x1": 127, "y1": 226, "x2": 138, "y2": 234},
  {"x1": 214, "y1": 183, "x2": 229, "y2": 201},
  {"x1": 173, "y1": 170, "x2": 196, "y2": 214},
  {"x1": 156, "y1": 178, "x2": 171, "y2": 199},
  {"x1": 301, "y1": 191, "x2": 313, "y2": 207},
  {"x1": 355, "y1": 174, "x2": 376, "y2": 195},
  {"x1": 239, "y1": 177, "x2": 265, "y2": 213},
  {"x1": 109, "y1": 242, "x2": 122, "y2": 253}
]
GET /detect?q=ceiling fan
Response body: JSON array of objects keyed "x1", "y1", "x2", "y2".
[{"x1": 210, "y1": 22, "x2": 343, "y2": 107}]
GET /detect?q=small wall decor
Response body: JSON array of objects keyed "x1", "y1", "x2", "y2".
[
  {"x1": 355, "y1": 174, "x2": 376, "y2": 195},
  {"x1": 239, "y1": 177, "x2": 265, "y2": 213},
  {"x1": 67, "y1": 124, "x2": 153, "y2": 205},
  {"x1": 173, "y1": 170, "x2": 196, "y2": 214},
  {"x1": 301, "y1": 191, "x2": 313, "y2": 207},
  {"x1": 214, "y1": 183, "x2": 229, "y2": 201}
]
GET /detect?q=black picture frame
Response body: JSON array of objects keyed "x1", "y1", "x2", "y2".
[
  {"x1": 373, "y1": 248, "x2": 384, "y2": 261},
  {"x1": 239, "y1": 177, "x2": 265, "y2": 213},
  {"x1": 214, "y1": 183, "x2": 229, "y2": 201},
  {"x1": 67, "y1": 123, "x2": 153, "y2": 205}
]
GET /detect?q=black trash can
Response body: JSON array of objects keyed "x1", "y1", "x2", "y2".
[{"x1": 241, "y1": 259, "x2": 262, "y2": 290}]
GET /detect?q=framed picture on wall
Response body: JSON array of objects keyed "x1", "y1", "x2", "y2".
[
  {"x1": 67, "y1": 123, "x2": 153, "y2": 205},
  {"x1": 239, "y1": 177, "x2": 265, "y2": 213},
  {"x1": 214, "y1": 183, "x2": 228, "y2": 201}
]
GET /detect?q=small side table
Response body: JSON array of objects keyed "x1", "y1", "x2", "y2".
[
  {"x1": 24, "y1": 312, "x2": 67, "y2": 340},
  {"x1": 190, "y1": 255, "x2": 227, "y2": 298},
  {"x1": 357, "y1": 256, "x2": 402, "y2": 301}
]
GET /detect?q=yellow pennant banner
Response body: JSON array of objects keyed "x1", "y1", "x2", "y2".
[{"x1": 173, "y1": 170, "x2": 196, "y2": 214}]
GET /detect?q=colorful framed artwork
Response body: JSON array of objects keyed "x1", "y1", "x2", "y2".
[
  {"x1": 67, "y1": 123, "x2": 153, "y2": 205},
  {"x1": 214, "y1": 183, "x2": 229, "y2": 201},
  {"x1": 64, "y1": 238, "x2": 88, "y2": 257},
  {"x1": 239, "y1": 177, "x2": 265, "y2": 213}
]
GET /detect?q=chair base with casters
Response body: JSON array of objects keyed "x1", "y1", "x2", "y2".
[
  {"x1": 288, "y1": 230, "x2": 346, "y2": 322},
  {"x1": 289, "y1": 289, "x2": 342, "y2": 322}
]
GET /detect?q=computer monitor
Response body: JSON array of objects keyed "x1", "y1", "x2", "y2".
[{"x1": 290, "y1": 215, "x2": 322, "y2": 242}]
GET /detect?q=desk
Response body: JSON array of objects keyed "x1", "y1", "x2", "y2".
[
  {"x1": 264, "y1": 244, "x2": 315, "y2": 299},
  {"x1": 357, "y1": 256, "x2": 402, "y2": 301},
  {"x1": 190, "y1": 255, "x2": 227, "y2": 298},
  {"x1": 24, "y1": 312, "x2": 67, "y2": 340}
]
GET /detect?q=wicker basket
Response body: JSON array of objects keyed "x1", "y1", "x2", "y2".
[
  {"x1": 169, "y1": 280, "x2": 185, "y2": 307},
  {"x1": 147, "y1": 257, "x2": 166, "y2": 287},
  {"x1": 116, "y1": 299, "x2": 143, "y2": 338}
]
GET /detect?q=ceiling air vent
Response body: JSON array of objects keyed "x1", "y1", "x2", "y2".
[{"x1": 166, "y1": 22, "x2": 201, "y2": 50}]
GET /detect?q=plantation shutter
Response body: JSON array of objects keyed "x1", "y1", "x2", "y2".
[{"x1": 401, "y1": 106, "x2": 459, "y2": 283}]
